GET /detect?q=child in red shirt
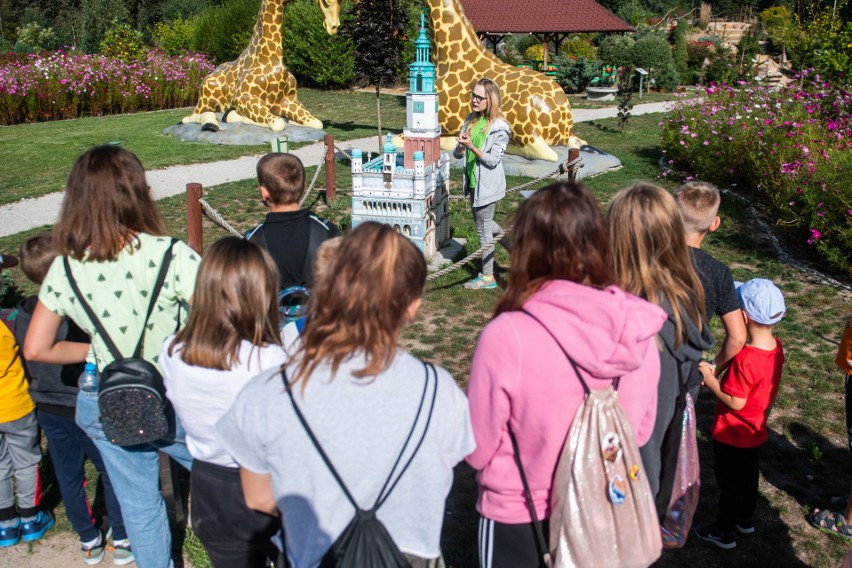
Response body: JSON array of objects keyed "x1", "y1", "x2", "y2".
[{"x1": 695, "y1": 278, "x2": 786, "y2": 549}]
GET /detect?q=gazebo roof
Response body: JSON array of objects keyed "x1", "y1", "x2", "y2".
[{"x1": 459, "y1": 0, "x2": 633, "y2": 34}]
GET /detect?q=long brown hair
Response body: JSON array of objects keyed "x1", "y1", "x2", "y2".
[
  {"x1": 292, "y1": 222, "x2": 426, "y2": 387},
  {"x1": 495, "y1": 181, "x2": 615, "y2": 315},
  {"x1": 55, "y1": 146, "x2": 166, "y2": 261},
  {"x1": 170, "y1": 237, "x2": 281, "y2": 370},
  {"x1": 607, "y1": 183, "x2": 706, "y2": 346},
  {"x1": 472, "y1": 78, "x2": 506, "y2": 128}
]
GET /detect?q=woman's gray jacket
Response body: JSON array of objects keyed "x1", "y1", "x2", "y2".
[{"x1": 454, "y1": 115, "x2": 510, "y2": 207}]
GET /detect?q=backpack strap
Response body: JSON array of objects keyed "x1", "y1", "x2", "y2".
[
  {"x1": 281, "y1": 361, "x2": 437, "y2": 513},
  {"x1": 508, "y1": 425, "x2": 551, "y2": 565},
  {"x1": 520, "y1": 308, "x2": 620, "y2": 393},
  {"x1": 64, "y1": 239, "x2": 177, "y2": 362}
]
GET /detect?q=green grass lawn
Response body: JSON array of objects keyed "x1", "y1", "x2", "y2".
[
  {"x1": 0, "y1": 88, "x2": 407, "y2": 206},
  {"x1": 1, "y1": 111, "x2": 850, "y2": 567}
]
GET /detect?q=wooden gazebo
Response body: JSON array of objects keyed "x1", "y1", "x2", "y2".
[{"x1": 459, "y1": 0, "x2": 633, "y2": 59}]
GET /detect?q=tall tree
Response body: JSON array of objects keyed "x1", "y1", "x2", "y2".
[{"x1": 343, "y1": 0, "x2": 409, "y2": 152}]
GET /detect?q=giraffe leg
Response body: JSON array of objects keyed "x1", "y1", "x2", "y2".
[
  {"x1": 273, "y1": 99, "x2": 322, "y2": 130},
  {"x1": 183, "y1": 69, "x2": 231, "y2": 125},
  {"x1": 234, "y1": 95, "x2": 286, "y2": 131},
  {"x1": 182, "y1": 111, "x2": 220, "y2": 128},
  {"x1": 506, "y1": 136, "x2": 559, "y2": 162}
]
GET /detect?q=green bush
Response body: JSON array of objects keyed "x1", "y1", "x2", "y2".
[
  {"x1": 191, "y1": 0, "x2": 259, "y2": 63},
  {"x1": 498, "y1": 42, "x2": 522, "y2": 65},
  {"x1": 616, "y1": 0, "x2": 653, "y2": 27},
  {"x1": 80, "y1": 0, "x2": 130, "y2": 53},
  {"x1": 554, "y1": 55, "x2": 601, "y2": 93},
  {"x1": 673, "y1": 18, "x2": 688, "y2": 74},
  {"x1": 282, "y1": 0, "x2": 354, "y2": 88},
  {"x1": 631, "y1": 34, "x2": 672, "y2": 71},
  {"x1": 686, "y1": 42, "x2": 713, "y2": 69},
  {"x1": 507, "y1": 35, "x2": 539, "y2": 60},
  {"x1": 704, "y1": 45, "x2": 737, "y2": 84},
  {"x1": 795, "y1": 2, "x2": 852, "y2": 85},
  {"x1": 99, "y1": 21, "x2": 147, "y2": 61},
  {"x1": 524, "y1": 44, "x2": 545, "y2": 61},
  {"x1": 599, "y1": 34, "x2": 635, "y2": 68},
  {"x1": 16, "y1": 22, "x2": 58, "y2": 52},
  {"x1": 561, "y1": 36, "x2": 598, "y2": 60},
  {"x1": 653, "y1": 60, "x2": 680, "y2": 91},
  {"x1": 154, "y1": 18, "x2": 195, "y2": 55}
]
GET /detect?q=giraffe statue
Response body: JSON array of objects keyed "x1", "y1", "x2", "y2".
[
  {"x1": 424, "y1": 0, "x2": 578, "y2": 161},
  {"x1": 182, "y1": 0, "x2": 340, "y2": 132}
]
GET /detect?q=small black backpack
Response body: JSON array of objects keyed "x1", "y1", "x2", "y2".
[
  {"x1": 282, "y1": 363, "x2": 438, "y2": 568},
  {"x1": 64, "y1": 240, "x2": 177, "y2": 446}
]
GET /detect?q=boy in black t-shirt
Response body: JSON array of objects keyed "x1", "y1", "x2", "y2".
[
  {"x1": 675, "y1": 182, "x2": 746, "y2": 383},
  {"x1": 246, "y1": 154, "x2": 340, "y2": 289}
]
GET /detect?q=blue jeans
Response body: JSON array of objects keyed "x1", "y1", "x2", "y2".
[
  {"x1": 38, "y1": 409, "x2": 127, "y2": 542},
  {"x1": 76, "y1": 391, "x2": 192, "y2": 568}
]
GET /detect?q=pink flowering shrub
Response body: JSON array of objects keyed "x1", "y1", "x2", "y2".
[
  {"x1": 660, "y1": 71, "x2": 852, "y2": 273},
  {"x1": 0, "y1": 49, "x2": 215, "y2": 125}
]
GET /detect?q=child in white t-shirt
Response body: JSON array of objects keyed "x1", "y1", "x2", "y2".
[{"x1": 161, "y1": 237, "x2": 286, "y2": 567}]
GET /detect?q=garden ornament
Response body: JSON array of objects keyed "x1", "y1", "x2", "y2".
[
  {"x1": 182, "y1": 0, "x2": 341, "y2": 132},
  {"x1": 423, "y1": 0, "x2": 580, "y2": 161}
]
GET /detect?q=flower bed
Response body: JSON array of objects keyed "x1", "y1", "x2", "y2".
[
  {"x1": 660, "y1": 72, "x2": 852, "y2": 273},
  {"x1": 0, "y1": 49, "x2": 216, "y2": 125}
]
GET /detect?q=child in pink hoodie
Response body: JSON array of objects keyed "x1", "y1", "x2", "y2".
[{"x1": 467, "y1": 182, "x2": 666, "y2": 568}]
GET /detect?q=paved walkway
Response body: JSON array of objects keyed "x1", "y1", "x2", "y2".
[{"x1": 0, "y1": 101, "x2": 671, "y2": 238}]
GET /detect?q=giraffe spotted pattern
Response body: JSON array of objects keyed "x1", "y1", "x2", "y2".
[
  {"x1": 183, "y1": 0, "x2": 340, "y2": 131},
  {"x1": 426, "y1": 0, "x2": 576, "y2": 161}
]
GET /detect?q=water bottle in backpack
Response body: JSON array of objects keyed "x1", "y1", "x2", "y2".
[{"x1": 78, "y1": 362, "x2": 99, "y2": 393}]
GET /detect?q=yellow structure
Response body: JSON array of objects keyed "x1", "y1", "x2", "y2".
[
  {"x1": 182, "y1": 0, "x2": 341, "y2": 131},
  {"x1": 424, "y1": 0, "x2": 577, "y2": 161}
]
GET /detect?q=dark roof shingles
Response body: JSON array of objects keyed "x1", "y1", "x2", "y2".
[{"x1": 460, "y1": 0, "x2": 633, "y2": 33}]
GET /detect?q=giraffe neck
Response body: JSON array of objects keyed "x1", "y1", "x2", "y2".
[
  {"x1": 248, "y1": 0, "x2": 287, "y2": 53},
  {"x1": 424, "y1": 0, "x2": 485, "y2": 63}
]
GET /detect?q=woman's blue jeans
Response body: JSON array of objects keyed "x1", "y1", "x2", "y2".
[{"x1": 76, "y1": 391, "x2": 192, "y2": 568}]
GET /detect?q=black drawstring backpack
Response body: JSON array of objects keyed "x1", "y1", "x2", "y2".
[{"x1": 281, "y1": 362, "x2": 437, "y2": 568}]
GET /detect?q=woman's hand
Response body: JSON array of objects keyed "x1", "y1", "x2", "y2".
[{"x1": 457, "y1": 130, "x2": 472, "y2": 149}]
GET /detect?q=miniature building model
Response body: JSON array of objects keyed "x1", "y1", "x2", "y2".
[{"x1": 350, "y1": 13, "x2": 451, "y2": 259}]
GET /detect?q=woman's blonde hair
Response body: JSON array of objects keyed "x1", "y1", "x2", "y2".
[
  {"x1": 607, "y1": 183, "x2": 706, "y2": 347},
  {"x1": 55, "y1": 146, "x2": 165, "y2": 261},
  {"x1": 170, "y1": 237, "x2": 281, "y2": 370},
  {"x1": 473, "y1": 78, "x2": 505, "y2": 127},
  {"x1": 292, "y1": 222, "x2": 426, "y2": 387}
]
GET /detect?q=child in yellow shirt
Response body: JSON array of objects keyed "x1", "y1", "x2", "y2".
[{"x1": 0, "y1": 254, "x2": 53, "y2": 547}]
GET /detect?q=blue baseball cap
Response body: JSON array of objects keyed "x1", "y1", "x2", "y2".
[{"x1": 734, "y1": 278, "x2": 786, "y2": 325}]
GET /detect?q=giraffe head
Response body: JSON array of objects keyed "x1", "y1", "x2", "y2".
[{"x1": 317, "y1": 0, "x2": 341, "y2": 35}]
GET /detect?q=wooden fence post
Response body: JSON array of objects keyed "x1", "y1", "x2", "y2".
[
  {"x1": 324, "y1": 134, "x2": 336, "y2": 202},
  {"x1": 567, "y1": 148, "x2": 580, "y2": 181},
  {"x1": 185, "y1": 183, "x2": 203, "y2": 255}
]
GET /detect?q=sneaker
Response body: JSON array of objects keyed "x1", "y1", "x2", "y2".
[
  {"x1": 110, "y1": 539, "x2": 134, "y2": 566},
  {"x1": 695, "y1": 521, "x2": 737, "y2": 549},
  {"x1": 81, "y1": 531, "x2": 108, "y2": 565},
  {"x1": 0, "y1": 518, "x2": 21, "y2": 547},
  {"x1": 736, "y1": 519, "x2": 755, "y2": 534},
  {"x1": 463, "y1": 274, "x2": 497, "y2": 290},
  {"x1": 20, "y1": 511, "x2": 54, "y2": 543}
]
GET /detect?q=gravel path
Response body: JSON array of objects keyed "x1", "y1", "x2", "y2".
[{"x1": 0, "y1": 101, "x2": 672, "y2": 238}]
